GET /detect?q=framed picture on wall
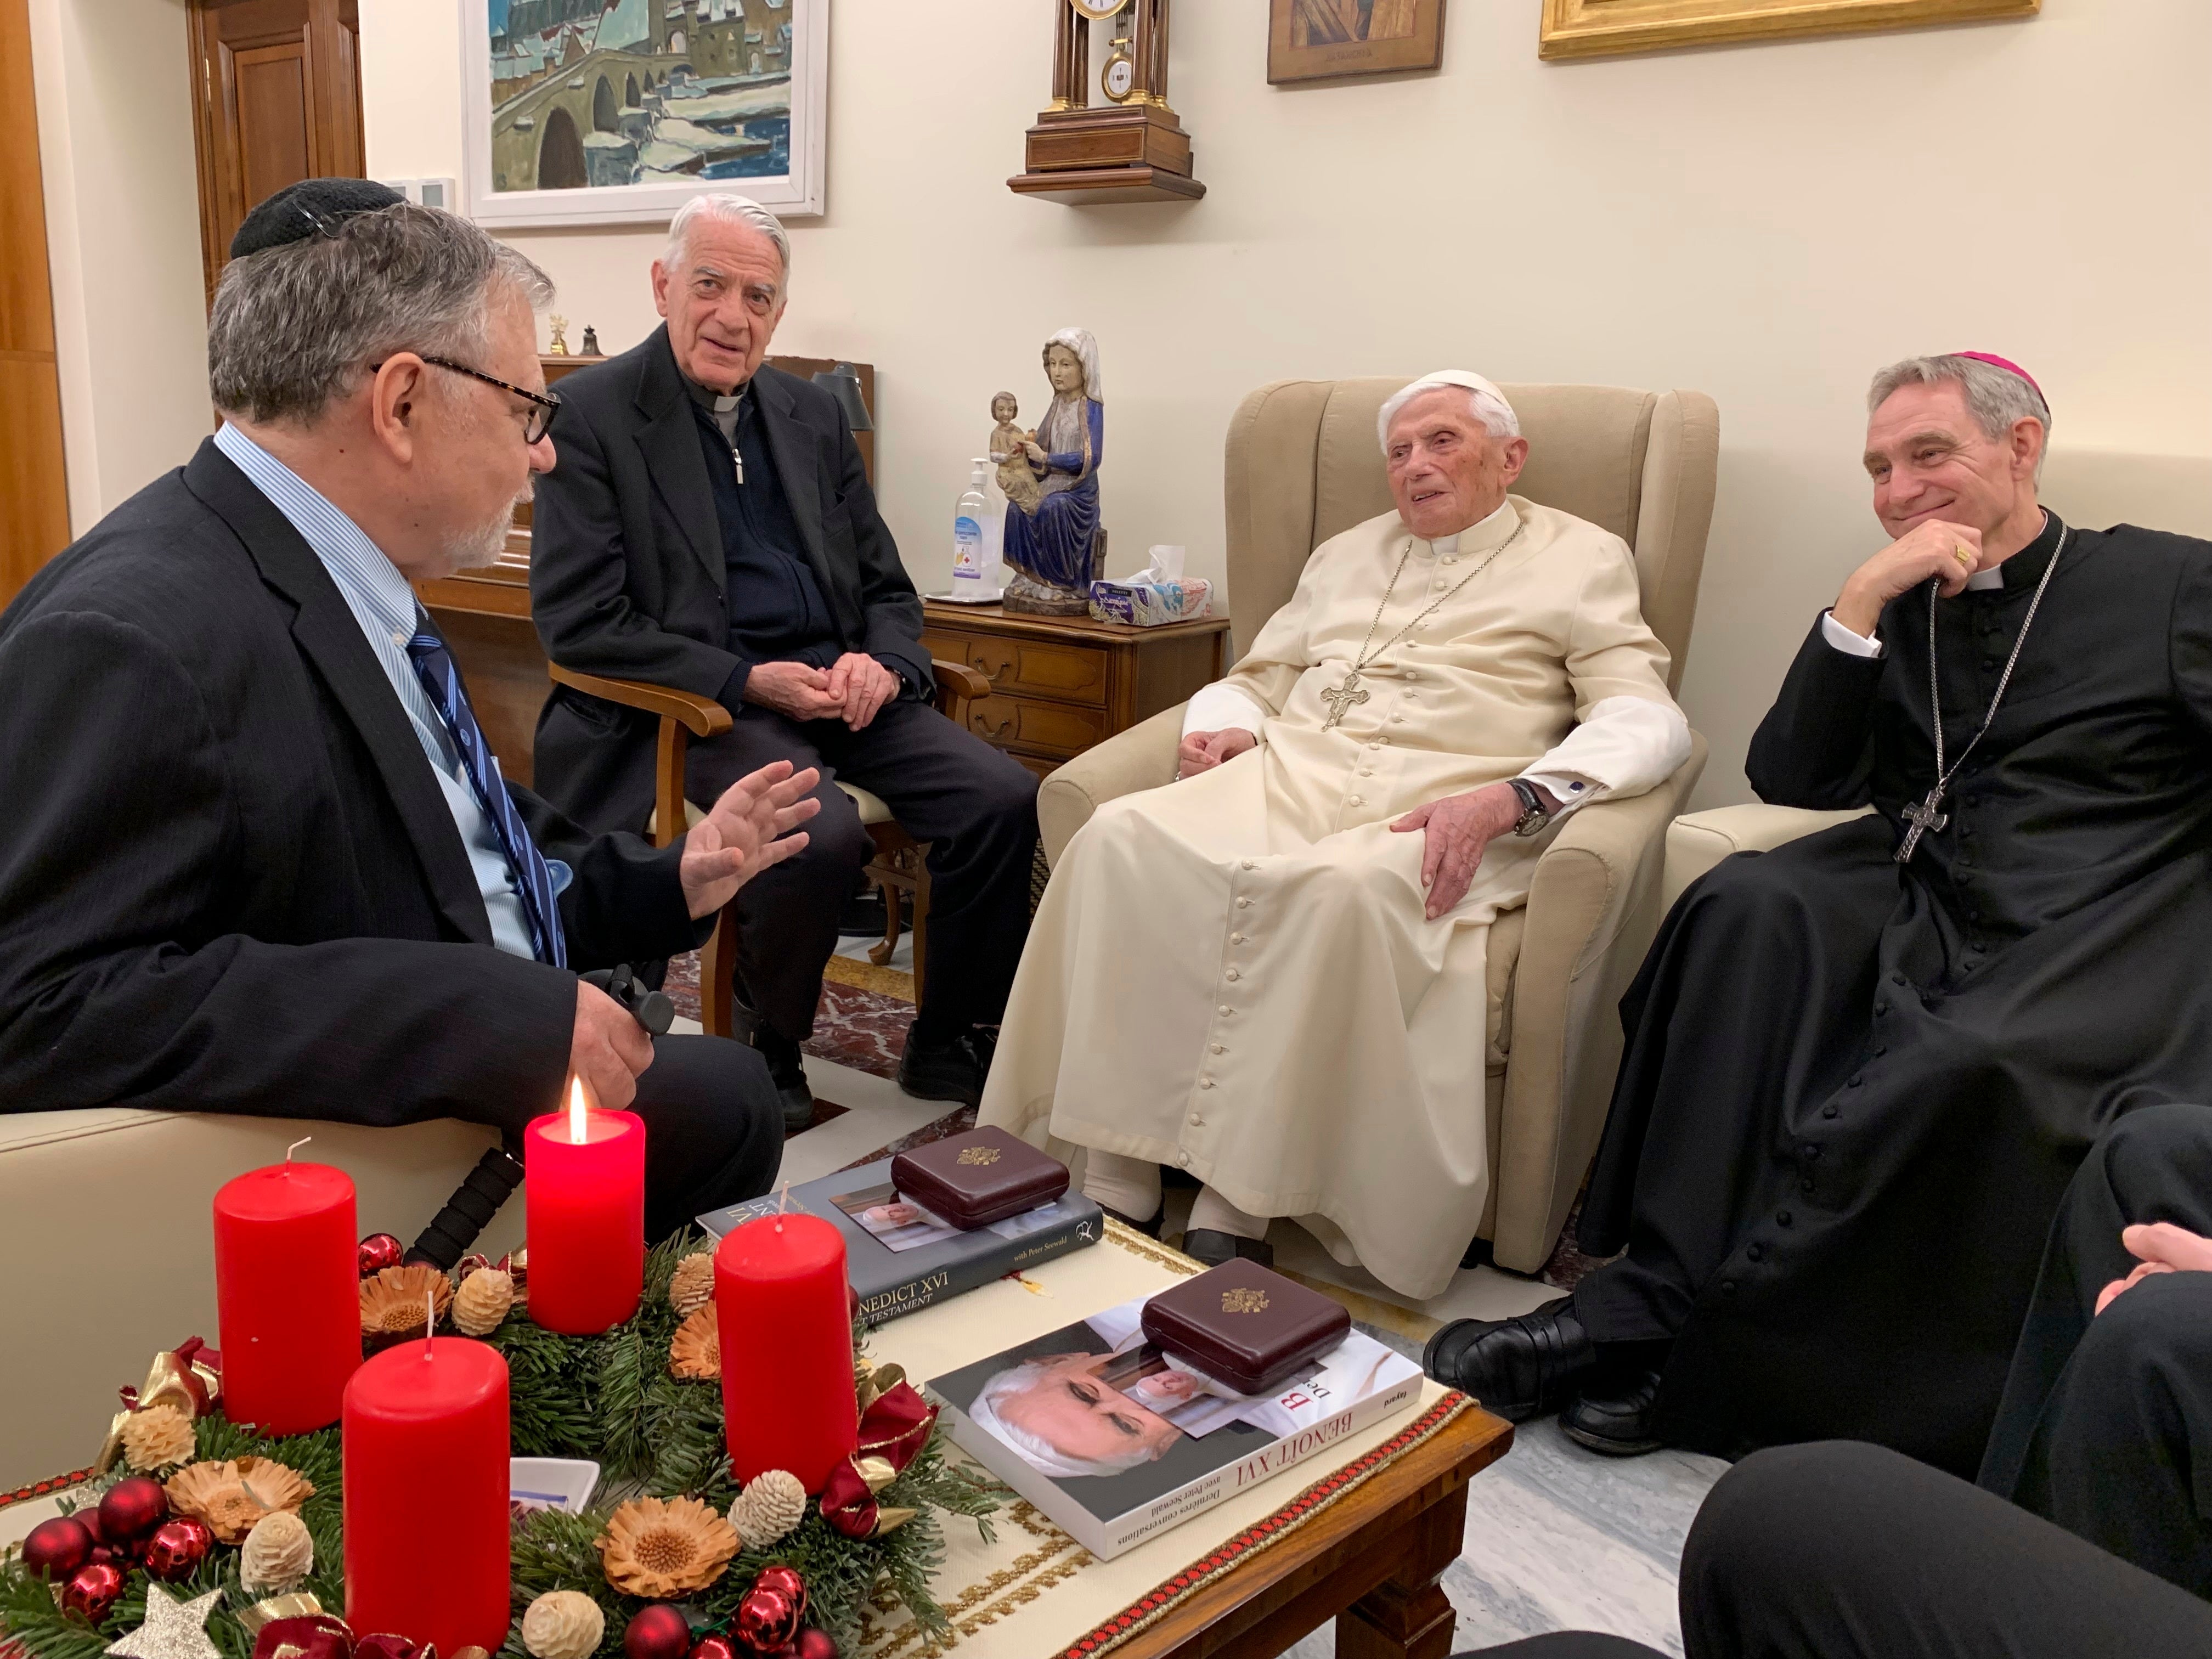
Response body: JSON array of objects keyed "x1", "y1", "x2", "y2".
[
  {"x1": 463, "y1": 0, "x2": 827, "y2": 228},
  {"x1": 1267, "y1": 0, "x2": 1447, "y2": 86},
  {"x1": 1537, "y1": 0, "x2": 2039, "y2": 61}
]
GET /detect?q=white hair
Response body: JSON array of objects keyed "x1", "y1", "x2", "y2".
[
  {"x1": 967, "y1": 1361, "x2": 1166, "y2": 1480},
  {"x1": 663, "y1": 193, "x2": 790, "y2": 292},
  {"x1": 1045, "y1": 327, "x2": 1104, "y2": 403},
  {"x1": 1377, "y1": 370, "x2": 1519, "y2": 452}
]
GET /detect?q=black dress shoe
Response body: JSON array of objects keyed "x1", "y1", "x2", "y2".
[
  {"x1": 746, "y1": 1024, "x2": 815, "y2": 1133},
  {"x1": 1422, "y1": 1296, "x2": 1595, "y2": 1423},
  {"x1": 1181, "y1": 1227, "x2": 1273, "y2": 1268},
  {"x1": 1561, "y1": 1367, "x2": 1665, "y2": 1456},
  {"x1": 1098, "y1": 1203, "x2": 1164, "y2": 1238},
  {"x1": 898, "y1": 1023, "x2": 989, "y2": 1107}
]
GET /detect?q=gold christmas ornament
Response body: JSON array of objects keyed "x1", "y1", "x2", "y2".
[
  {"x1": 233, "y1": 1594, "x2": 323, "y2": 1638},
  {"x1": 521, "y1": 1591, "x2": 604, "y2": 1659},
  {"x1": 120, "y1": 1404, "x2": 198, "y2": 1471},
  {"x1": 239, "y1": 1510, "x2": 315, "y2": 1595},
  {"x1": 668, "y1": 1306, "x2": 719, "y2": 1380},
  {"x1": 453, "y1": 1268, "x2": 515, "y2": 1336},
  {"x1": 359, "y1": 1264, "x2": 453, "y2": 1338},
  {"x1": 668, "y1": 1251, "x2": 715, "y2": 1317},
  {"x1": 596, "y1": 1495, "x2": 740, "y2": 1598},
  {"x1": 101, "y1": 1584, "x2": 224, "y2": 1659},
  {"x1": 166, "y1": 1456, "x2": 314, "y2": 1544},
  {"x1": 729, "y1": 1469, "x2": 807, "y2": 1550}
]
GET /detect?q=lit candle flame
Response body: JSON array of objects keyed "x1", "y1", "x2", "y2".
[{"x1": 569, "y1": 1076, "x2": 589, "y2": 1144}]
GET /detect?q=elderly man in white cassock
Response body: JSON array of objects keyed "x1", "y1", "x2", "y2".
[{"x1": 979, "y1": 371, "x2": 1691, "y2": 1297}]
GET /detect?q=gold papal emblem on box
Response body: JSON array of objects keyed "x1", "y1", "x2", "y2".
[
  {"x1": 956, "y1": 1146, "x2": 1002, "y2": 1166},
  {"x1": 1221, "y1": 1288, "x2": 1270, "y2": 1314}
]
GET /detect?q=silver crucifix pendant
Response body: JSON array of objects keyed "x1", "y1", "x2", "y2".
[
  {"x1": 1321, "y1": 671, "x2": 1370, "y2": 731},
  {"x1": 1895, "y1": 787, "x2": 1949, "y2": 864}
]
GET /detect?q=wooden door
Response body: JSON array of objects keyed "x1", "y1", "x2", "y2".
[
  {"x1": 188, "y1": 0, "x2": 364, "y2": 306},
  {"x1": 0, "y1": 0, "x2": 71, "y2": 603}
]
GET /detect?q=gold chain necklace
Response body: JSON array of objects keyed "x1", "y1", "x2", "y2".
[{"x1": 1319, "y1": 521, "x2": 1526, "y2": 730}]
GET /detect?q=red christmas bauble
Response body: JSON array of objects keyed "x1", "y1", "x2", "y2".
[
  {"x1": 750, "y1": 1567, "x2": 807, "y2": 1624},
  {"x1": 625, "y1": 1605, "x2": 693, "y2": 1659},
  {"x1": 61, "y1": 1561, "x2": 126, "y2": 1624},
  {"x1": 98, "y1": 1476, "x2": 171, "y2": 1543},
  {"x1": 143, "y1": 1516, "x2": 215, "y2": 1582},
  {"x1": 20, "y1": 1516, "x2": 95, "y2": 1581},
  {"x1": 687, "y1": 1637, "x2": 739, "y2": 1659},
  {"x1": 793, "y1": 1631, "x2": 838, "y2": 1659},
  {"x1": 358, "y1": 1233, "x2": 405, "y2": 1276},
  {"x1": 734, "y1": 1588, "x2": 799, "y2": 1655}
]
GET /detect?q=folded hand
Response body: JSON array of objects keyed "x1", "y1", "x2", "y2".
[
  {"x1": 2095, "y1": 1221, "x2": 2212, "y2": 1314},
  {"x1": 743, "y1": 661, "x2": 844, "y2": 722},
  {"x1": 825, "y1": 652, "x2": 900, "y2": 730},
  {"x1": 1177, "y1": 727, "x2": 1257, "y2": 780},
  {"x1": 679, "y1": 760, "x2": 822, "y2": 919}
]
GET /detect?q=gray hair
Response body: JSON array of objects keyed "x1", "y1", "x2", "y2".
[
  {"x1": 968, "y1": 1362, "x2": 1170, "y2": 1480},
  {"x1": 664, "y1": 193, "x2": 791, "y2": 292},
  {"x1": 1378, "y1": 371, "x2": 1520, "y2": 451},
  {"x1": 1867, "y1": 354, "x2": 2052, "y2": 450},
  {"x1": 208, "y1": 204, "x2": 552, "y2": 426}
]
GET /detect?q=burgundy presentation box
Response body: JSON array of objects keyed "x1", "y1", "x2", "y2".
[
  {"x1": 1140, "y1": 1260, "x2": 1352, "y2": 1397},
  {"x1": 890, "y1": 1125, "x2": 1070, "y2": 1230}
]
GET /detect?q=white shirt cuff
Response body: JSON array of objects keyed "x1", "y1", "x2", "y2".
[
  {"x1": 1182, "y1": 681, "x2": 1269, "y2": 740},
  {"x1": 1820, "y1": 609, "x2": 1885, "y2": 659},
  {"x1": 1521, "y1": 772, "x2": 1600, "y2": 822}
]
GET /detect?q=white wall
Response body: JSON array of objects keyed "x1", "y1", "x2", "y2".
[
  {"x1": 29, "y1": 0, "x2": 211, "y2": 532},
  {"x1": 365, "y1": 1, "x2": 2212, "y2": 802}
]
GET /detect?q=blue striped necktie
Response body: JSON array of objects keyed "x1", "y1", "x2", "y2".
[{"x1": 404, "y1": 616, "x2": 569, "y2": 967}]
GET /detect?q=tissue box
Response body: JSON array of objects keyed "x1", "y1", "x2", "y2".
[
  {"x1": 1087, "y1": 575, "x2": 1212, "y2": 627},
  {"x1": 1139, "y1": 1260, "x2": 1351, "y2": 1396},
  {"x1": 890, "y1": 1125, "x2": 1070, "y2": 1229}
]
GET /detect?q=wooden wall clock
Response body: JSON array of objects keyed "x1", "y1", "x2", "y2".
[{"x1": 1009, "y1": 0, "x2": 1206, "y2": 205}]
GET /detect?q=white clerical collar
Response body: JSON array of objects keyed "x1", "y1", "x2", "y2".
[
  {"x1": 1966, "y1": 566, "x2": 2003, "y2": 590},
  {"x1": 1419, "y1": 497, "x2": 1516, "y2": 559}
]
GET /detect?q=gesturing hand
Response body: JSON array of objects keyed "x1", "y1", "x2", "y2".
[
  {"x1": 825, "y1": 652, "x2": 900, "y2": 730},
  {"x1": 680, "y1": 759, "x2": 823, "y2": 919},
  {"x1": 743, "y1": 661, "x2": 845, "y2": 723},
  {"x1": 1177, "y1": 727, "x2": 1257, "y2": 780},
  {"x1": 1831, "y1": 518, "x2": 1984, "y2": 637},
  {"x1": 2094, "y1": 1222, "x2": 2212, "y2": 1315},
  {"x1": 571, "y1": 979, "x2": 654, "y2": 1110},
  {"x1": 1391, "y1": 783, "x2": 1522, "y2": 920}
]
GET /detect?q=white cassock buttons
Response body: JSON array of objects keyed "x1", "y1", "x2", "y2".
[
  {"x1": 1210, "y1": 1043, "x2": 1225, "y2": 1054},
  {"x1": 1225, "y1": 968, "x2": 1242, "y2": 981},
  {"x1": 1177, "y1": 1150, "x2": 1192, "y2": 1166},
  {"x1": 1349, "y1": 795, "x2": 1365, "y2": 806},
  {"x1": 1231, "y1": 933, "x2": 1246, "y2": 944},
  {"x1": 1198, "y1": 1076, "x2": 1214, "y2": 1088},
  {"x1": 1236, "y1": 896, "x2": 1252, "y2": 909},
  {"x1": 1218, "y1": 1005, "x2": 1233, "y2": 1015},
  {"x1": 1242, "y1": 860, "x2": 1257, "y2": 871},
  {"x1": 1190, "y1": 1114, "x2": 1205, "y2": 1126}
]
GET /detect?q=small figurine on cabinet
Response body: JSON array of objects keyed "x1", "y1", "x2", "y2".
[
  {"x1": 1000, "y1": 328, "x2": 1106, "y2": 617},
  {"x1": 581, "y1": 325, "x2": 601, "y2": 356},
  {"x1": 988, "y1": 391, "x2": 1042, "y2": 514},
  {"x1": 546, "y1": 314, "x2": 572, "y2": 356}
]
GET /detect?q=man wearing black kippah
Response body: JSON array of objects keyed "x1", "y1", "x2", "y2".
[{"x1": 0, "y1": 182, "x2": 808, "y2": 1239}]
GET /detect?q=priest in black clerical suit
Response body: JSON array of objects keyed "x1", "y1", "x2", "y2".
[{"x1": 1427, "y1": 352, "x2": 2212, "y2": 1477}]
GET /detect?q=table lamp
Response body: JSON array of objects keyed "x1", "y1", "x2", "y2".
[{"x1": 811, "y1": 363, "x2": 872, "y2": 433}]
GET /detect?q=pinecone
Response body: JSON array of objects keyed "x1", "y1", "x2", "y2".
[
  {"x1": 730, "y1": 1469, "x2": 807, "y2": 1550},
  {"x1": 240, "y1": 1510, "x2": 314, "y2": 1595},
  {"x1": 668, "y1": 1252, "x2": 715, "y2": 1317},
  {"x1": 521, "y1": 1591, "x2": 604, "y2": 1659},
  {"x1": 120, "y1": 1404, "x2": 196, "y2": 1472},
  {"x1": 453, "y1": 1267, "x2": 515, "y2": 1336}
]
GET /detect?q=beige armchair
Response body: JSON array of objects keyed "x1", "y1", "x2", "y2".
[{"x1": 1036, "y1": 379, "x2": 1720, "y2": 1274}]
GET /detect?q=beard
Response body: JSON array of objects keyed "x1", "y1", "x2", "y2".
[{"x1": 441, "y1": 477, "x2": 534, "y2": 572}]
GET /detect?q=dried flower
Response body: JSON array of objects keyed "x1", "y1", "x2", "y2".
[
  {"x1": 166, "y1": 1456, "x2": 314, "y2": 1544},
  {"x1": 668, "y1": 1306, "x2": 719, "y2": 1381},
  {"x1": 120, "y1": 1404, "x2": 196, "y2": 1471},
  {"x1": 597, "y1": 1496, "x2": 740, "y2": 1598},
  {"x1": 240, "y1": 1510, "x2": 314, "y2": 1595},
  {"x1": 729, "y1": 1470, "x2": 806, "y2": 1551},
  {"x1": 668, "y1": 1252, "x2": 715, "y2": 1317},
  {"x1": 359, "y1": 1263, "x2": 454, "y2": 1338},
  {"x1": 521, "y1": 1591, "x2": 604, "y2": 1659},
  {"x1": 453, "y1": 1268, "x2": 515, "y2": 1336}
]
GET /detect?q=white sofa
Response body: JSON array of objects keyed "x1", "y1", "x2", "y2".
[{"x1": 0, "y1": 1111, "x2": 522, "y2": 1490}]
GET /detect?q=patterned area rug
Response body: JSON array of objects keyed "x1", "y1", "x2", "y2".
[{"x1": 662, "y1": 950, "x2": 916, "y2": 1080}]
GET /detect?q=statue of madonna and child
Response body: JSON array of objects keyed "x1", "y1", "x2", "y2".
[{"x1": 990, "y1": 328, "x2": 1106, "y2": 617}]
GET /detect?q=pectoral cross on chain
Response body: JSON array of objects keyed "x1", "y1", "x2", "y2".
[
  {"x1": 1320, "y1": 671, "x2": 1370, "y2": 731},
  {"x1": 1895, "y1": 788, "x2": 1949, "y2": 864}
]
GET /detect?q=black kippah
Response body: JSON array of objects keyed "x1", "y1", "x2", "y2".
[{"x1": 229, "y1": 178, "x2": 408, "y2": 260}]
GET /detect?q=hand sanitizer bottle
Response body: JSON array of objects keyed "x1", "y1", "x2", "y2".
[{"x1": 952, "y1": 459, "x2": 990, "y2": 599}]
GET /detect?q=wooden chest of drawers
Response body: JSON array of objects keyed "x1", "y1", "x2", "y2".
[{"x1": 921, "y1": 601, "x2": 1234, "y2": 780}]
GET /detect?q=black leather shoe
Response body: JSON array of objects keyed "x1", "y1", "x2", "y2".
[
  {"x1": 1422, "y1": 1296, "x2": 1594, "y2": 1423},
  {"x1": 898, "y1": 1024, "x2": 989, "y2": 1107},
  {"x1": 1181, "y1": 1227, "x2": 1273, "y2": 1268},
  {"x1": 1098, "y1": 1203, "x2": 1164, "y2": 1238},
  {"x1": 1561, "y1": 1368, "x2": 1665, "y2": 1456},
  {"x1": 747, "y1": 1024, "x2": 815, "y2": 1133}
]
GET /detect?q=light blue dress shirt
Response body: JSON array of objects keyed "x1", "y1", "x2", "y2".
[{"x1": 215, "y1": 423, "x2": 565, "y2": 960}]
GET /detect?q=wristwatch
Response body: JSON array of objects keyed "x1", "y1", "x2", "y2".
[{"x1": 1506, "y1": 778, "x2": 1555, "y2": 837}]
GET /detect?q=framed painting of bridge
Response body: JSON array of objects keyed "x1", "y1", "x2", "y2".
[{"x1": 464, "y1": 0, "x2": 827, "y2": 227}]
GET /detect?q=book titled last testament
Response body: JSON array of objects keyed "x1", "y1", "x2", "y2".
[
  {"x1": 925, "y1": 1289, "x2": 1422, "y2": 1559},
  {"x1": 696, "y1": 1155, "x2": 1103, "y2": 1323}
]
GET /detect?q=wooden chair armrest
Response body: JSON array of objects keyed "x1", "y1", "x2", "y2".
[
  {"x1": 930, "y1": 658, "x2": 991, "y2": 727},
  {"x1": 548, "y1": 661, "x2": 733, "y2": 738}
]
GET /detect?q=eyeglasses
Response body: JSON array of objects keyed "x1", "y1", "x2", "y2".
[{"x1": 371, "y1": 353, "x2": 562, "y2": 443}]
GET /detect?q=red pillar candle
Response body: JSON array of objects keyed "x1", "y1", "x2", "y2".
[
  {"x1": 717, "y1": 1211, "x2": 857, "y2": 1493},
  {"x1": 212, "y1": 1156, "x2": 358, "y2": 1434},
  {"x1": 525, "y1": 1079, "x2": 646, "y2": 1335},
  {"x1": 342, "y1": 1334, "x2": 510, "y2": 1654}
]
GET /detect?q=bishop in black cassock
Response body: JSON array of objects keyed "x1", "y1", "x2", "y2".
[{"x1": 1426, "y1": 353, "x2": 2212, "y2": 1477}]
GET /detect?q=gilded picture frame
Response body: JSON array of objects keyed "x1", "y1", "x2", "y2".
[
  {"x1": 1539, "y1": 0, "x2": 2039, "y2": 61},
  {"x1": 1268, "y1": 0, "x2": 1448, "y2": 86}
]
